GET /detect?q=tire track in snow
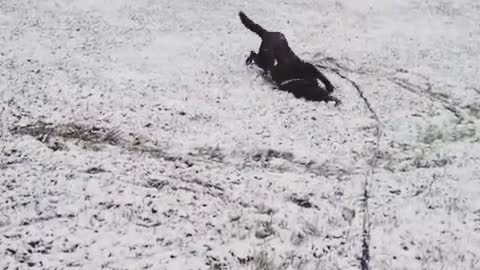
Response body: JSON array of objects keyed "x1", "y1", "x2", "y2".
[
  {"x1": 315, "y1": 61, "x2": 383, "y2": 270},
  {"x1": 317, "y1": 64, "x2": 380, "y2": 124}
]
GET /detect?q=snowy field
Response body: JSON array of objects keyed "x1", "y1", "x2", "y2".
[{"x1": 1, "y1": 0, "x2": 479, "y2": 269}]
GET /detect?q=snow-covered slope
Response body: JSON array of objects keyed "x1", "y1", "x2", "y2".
[{"x1": 1, "y1": 0, "x2": 479, "y2": 269}]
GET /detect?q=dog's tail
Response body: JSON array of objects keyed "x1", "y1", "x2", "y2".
[
  {"x1": 239, "y1": 11, "x2": 266, "y2": 37},
  {"x1": 307, "y1": 63, "x2": 335, "y2": 93}
]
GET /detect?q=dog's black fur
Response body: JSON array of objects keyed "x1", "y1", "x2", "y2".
[{"x1": 239, "y1": 11, "x2": 339, "y2": 104}]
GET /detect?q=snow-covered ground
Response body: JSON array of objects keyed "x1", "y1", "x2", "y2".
[{"x1": 1, "y1": 0, "x2": 479, "y2": 269}]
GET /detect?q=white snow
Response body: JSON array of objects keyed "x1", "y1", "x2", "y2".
[{"x1": 1, "y1": 0, "x2": 479, "y2": 269}]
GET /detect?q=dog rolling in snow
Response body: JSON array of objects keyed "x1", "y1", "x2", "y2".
[{"x1": 239, "y1": 11, "x2": 339, "y2": 104}]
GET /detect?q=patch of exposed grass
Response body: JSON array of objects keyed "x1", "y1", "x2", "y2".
[{"x1": 10, "y1": 121, "x2": 124, "y2": 145}]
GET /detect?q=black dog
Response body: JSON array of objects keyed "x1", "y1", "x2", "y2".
[{"x1": 239, "y1": 11, "x2": 339, "y2": 104}]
